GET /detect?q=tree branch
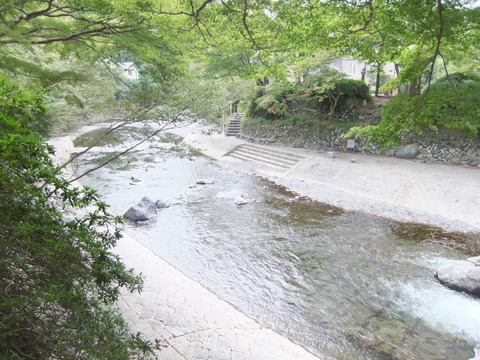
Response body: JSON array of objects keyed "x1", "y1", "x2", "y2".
[
  {"x1": 424, "y1": 0, "x2": 445, "y2": 93},
  {"x1": 241, "y1": 0, "x2": 262, "y2": 49},
  {"x1": 67, "y1": 114, "x2": 190, "y2": 184},
  {"x1": 439, "y1": 52, "x2": 459, "y2": 97},
  {"x1": 147, "y1": 0, "x2": 213, "y2": 18},
  {"x1": 343, "y1": 0, "x2": 375, "y2": 37},
  {"x1": 13, "y1": 0, "x2": 55, "y2": 24},
  {"x1": 0, "y1": 22, "x2": 140, "y2": 45}
]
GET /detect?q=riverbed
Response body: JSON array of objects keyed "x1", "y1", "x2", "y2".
[{"x1": 73, "y1": 123, "x2": 479, "y2": 360}]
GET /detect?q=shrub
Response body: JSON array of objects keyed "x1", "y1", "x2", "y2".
[
  {"x1": 348, "y1": 72, "x2": 480, "y2": 148},
  {"x1": 247, "y1": 77, "x2": 371, "y2": 123},
  {"x1": 332, "y1": 79, "x2": 372, "y2": 107},
  {"x1": 0, "y1": 76, "x2": 157, "y2": 359}
]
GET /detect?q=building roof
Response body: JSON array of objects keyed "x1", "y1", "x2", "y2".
[{"x1": 117, "y1": 61, "x2": 136, "y2": 70}]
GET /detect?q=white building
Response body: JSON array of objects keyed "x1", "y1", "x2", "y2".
[
  {"x1": 329, "y1": 58, "x2": 397, "y2": 93},
  {"x1": 117, "y1": 62, "x2": 140, "y2": 80},
  {"x1": 103, "y1": 59, "x2": 140, "y2": 80}
]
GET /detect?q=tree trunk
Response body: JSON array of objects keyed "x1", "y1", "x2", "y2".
[
  {"x1": 409, "y1": 75, "x2": 422, "y2": 96},
  {"x1": 256, "y1": 76, "x2": 269, "y2": 87},
  {"x1": 375, "y1": 66, "x2": 381, "y2": 97},
  {"x1": 361, "y1": 67, "x2": 366, "y2": 82}
]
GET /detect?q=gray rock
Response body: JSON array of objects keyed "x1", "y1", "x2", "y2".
[
  {"x1": 155, "y1": 199, "x2": 171, "y2": 209},
  {"x1": 196, "y1": 178, "x2": 214, "y2": 185},
  {"x1": 129, "y1": 176, "x2": 143, "y2": 185},
  {"x1": 327, "y1": 151, "x2": 336, "y2": 159},
  {"x1": 123, "y1": 197, "x2": 157, "y2": 221},
  {"x1": 435, "y1": 256, "x2": 480, "y2": 295},
  {"x1": 394, "y1": 144, "x2": 420, "y2": 159},
  {"x1": 233, "y1": 196, "x2": 248, "y2": 205}
]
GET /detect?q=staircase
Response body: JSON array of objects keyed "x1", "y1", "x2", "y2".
[
  {"x1": 225, "y1": 144, "x2": 305, "y2": 171},
  {"x1": 225, "y1": 113, "x2": 244, "y2": 137}
]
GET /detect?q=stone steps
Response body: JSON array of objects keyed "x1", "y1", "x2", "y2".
[
  {"x1": 226, "y1": 144, "x2": 305, "y2": 170},
  {"x1": 225, "y1": 113, "x2": 244, "y2": 137}
]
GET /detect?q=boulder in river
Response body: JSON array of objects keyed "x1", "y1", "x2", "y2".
[
  {"x1": 469, "y1": 344, "x2": 480, "y2": 360},
  {"x1": 129, "y1": 176, "x2": 143, "y2": 185},
  {"x1": 155, "y1": 199, "x2": 171, "y2": 209},
  {"x1": 216, "y1": 189, "x2": 247, "y2": 200},
  {"x1": 196, "y1": 178, "x2": 215, "y2": 185},
  {"x1": 123, "y1": 196, "x2": 157, "y2": 222},
  {"x1": 233, "y1": 196, "x2": 248, "y2": 205},
  {"x1": 435, "y1": 256, "x2": 480, "y2": 295}
]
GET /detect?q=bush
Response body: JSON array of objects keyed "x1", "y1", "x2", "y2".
[
  {"x1": 0, "y1": 76, "x2": 50, "y2": 136},
  {"x1": 0, "y1": 76, "x2": 157, "y2": 359},
  {"x1": 332, "y1": 79, "x2": 371, "y2": 107},
  {"x1": 310, "y1": 78, "x2": 371, "y2": 115},
  {"x1": 247, "y1": 78, "x2": 371, "y2": 123},
  {"x1": 348, "y1": 72, "x2": 480, "y2": 149}
]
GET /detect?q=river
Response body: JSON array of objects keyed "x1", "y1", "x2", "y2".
[{"x1": 73, "y1": 123, "x2": 479, "y2": 360}]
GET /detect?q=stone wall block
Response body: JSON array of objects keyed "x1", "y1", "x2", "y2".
[{"x1": 240, "y1": 121, "x2": 479, "y2": 166}]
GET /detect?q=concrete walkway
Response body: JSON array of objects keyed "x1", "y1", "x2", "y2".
[{"x1": 115, "y1": 232, "x2": 326, "y2": 360}]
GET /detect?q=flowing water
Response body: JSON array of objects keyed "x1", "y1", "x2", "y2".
[{"x1": 73, "y1": 124, "x2": 480, "y2": 360}]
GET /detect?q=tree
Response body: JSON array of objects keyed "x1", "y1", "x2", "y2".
[
  {"x1": 0, "y1": 76, "x2": 159, "y2": 359},
  {"x1": 0, "y1": 0, "x2": 194, "y2": 134},
  {"x1": 267, "y1": 0, "x2": 479, "y2": 146},
  {"x1": 272, "y1": 0, "x2": 479, "y2": 93},
  {"x1": 343, "y1": 1, "x2": 480, "y2": 147}
]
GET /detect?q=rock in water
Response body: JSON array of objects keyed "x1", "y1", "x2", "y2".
[
  {"x1": 123, "y1": 197, "x2": 157, "y2": 221},
  {"x1": 394, "y1": 144, "x2": 420, "y2": 159},
  {"x1": 233, "y1": 196, "x2": 248, "y2": 205},
  {"x1": 196, "y1": 178, "x2": 214, "y2": 185},
  {"x1": 435, "y1": 256, "x2": 480, "y2": 295},
  {"x1": 129, "y1": 176, "x2": 143, "y2": 185},
  {"x1": 155, "y1": 199, "x2": 171, "y2": 209}
]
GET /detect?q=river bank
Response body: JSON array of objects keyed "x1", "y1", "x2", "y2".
[
  {"x1": 47, "y1": 123, "x2": 329, "y2": 360},
  {"x1": 47, "y1": 121, "x2": 480, "y2": 359},
  {"x1": 48, "y1": 121, "x2": 480, "y2": 234},
  {"x1": 170, "y1": 122, "x2": 480, "y2": 234}
]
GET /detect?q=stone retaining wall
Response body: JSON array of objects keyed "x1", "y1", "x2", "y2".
[{"x1": 240, "y1": 123, "x2": 480, "y2": 167}]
